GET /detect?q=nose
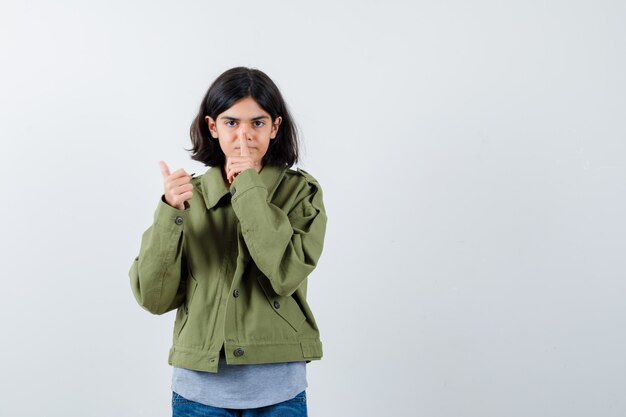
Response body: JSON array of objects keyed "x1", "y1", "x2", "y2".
[{"x1": 238, "y1": 127, "x2": 252, "y2": 140}]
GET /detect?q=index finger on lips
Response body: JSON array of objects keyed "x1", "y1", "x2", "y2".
[{"x1": 239, "y1": 129, "x2": 250, "y2": 157}]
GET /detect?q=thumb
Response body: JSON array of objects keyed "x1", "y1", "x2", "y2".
[{"x1": 159, "y1": 160, "x2": 171, "y2": 178}]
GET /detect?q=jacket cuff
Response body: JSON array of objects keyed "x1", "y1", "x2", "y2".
[
  {"x1": 154, "y1": 195, "x2": 189, "y2": 229},
  {"x1": 230, "y1": 168, "x2": 265, "y2": 199}
]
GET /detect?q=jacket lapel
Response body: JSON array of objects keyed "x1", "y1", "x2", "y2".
[{"x1": 200, "y1": 164, "x2": 287, "y2": 210}]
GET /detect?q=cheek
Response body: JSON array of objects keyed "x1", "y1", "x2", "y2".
[
  {"x1": 257, "y1": 140, "x2": 272, "y2": 156},
  {"x1": 217, "y1": 138, "x2": 231, "y2": 154}
]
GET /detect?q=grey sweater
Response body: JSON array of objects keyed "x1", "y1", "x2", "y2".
[{"x1": 171, "y1": 349, "x2": 307, "y2": 409}]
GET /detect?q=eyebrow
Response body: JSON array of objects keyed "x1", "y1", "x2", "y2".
[{"x1": 219, "y1": 115, "x2": 270, "y2": 121}]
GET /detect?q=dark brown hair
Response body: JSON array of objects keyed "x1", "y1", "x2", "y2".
[{"x1": 188, "y1": 67, "x2": 299, "y2": 168}]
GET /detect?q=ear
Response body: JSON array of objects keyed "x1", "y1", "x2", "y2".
[
  {"x1": 270, "y1": 116, "x2": 282, "y2": 139},
  {"x1": 205, "y1": 116, "x2": 218, "y2": 139}
]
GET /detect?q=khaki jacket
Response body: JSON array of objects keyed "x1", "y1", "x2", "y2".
[{"x1": 129, "y1": 165, "x2": 326, "y2": 372}]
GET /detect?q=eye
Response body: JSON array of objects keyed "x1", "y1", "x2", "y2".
[
  {"x1": 254, "y1": 121, "x2": 265, "y2": 127},
  {"x1": 225, "y1": 120, "x2": 237, "y2": 127}
]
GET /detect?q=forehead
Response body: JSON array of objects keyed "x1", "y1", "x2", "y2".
[{"x1": 218, "y1": 97, "x2": 270, "y2": 120}]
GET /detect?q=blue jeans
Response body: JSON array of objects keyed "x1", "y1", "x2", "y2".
[{"x1": 172, "y1": 390, "x2": 308, "y2": 417}]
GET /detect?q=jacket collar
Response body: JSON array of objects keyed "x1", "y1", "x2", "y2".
[{"x1": 200, "y1": 164, "x2": 286, "y2": 210}]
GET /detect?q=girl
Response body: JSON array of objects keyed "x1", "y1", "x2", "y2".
[{"x1": 129, "y1": 67, "x2": 327, "y2": 417}]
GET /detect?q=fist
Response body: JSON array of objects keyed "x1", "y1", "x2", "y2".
[{"x1": 159, "y1": 160, "x2": 193, "y2": 210}]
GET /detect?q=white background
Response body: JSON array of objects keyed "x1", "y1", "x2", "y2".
[{"x1": 1, "y1": 1, "x2": 625, "y2": 416}]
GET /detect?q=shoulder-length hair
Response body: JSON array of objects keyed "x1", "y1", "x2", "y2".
[{"x1": 188, "y1": 67, "x2": 299, "y2": 168}]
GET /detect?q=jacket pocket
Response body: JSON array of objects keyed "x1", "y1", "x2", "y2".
[
  {"x1": 256, "y1": 274, "x2": 307, "y2": 332},
  {"x1": 174, "y1": 272, "x2": 198, "y2": 338}
]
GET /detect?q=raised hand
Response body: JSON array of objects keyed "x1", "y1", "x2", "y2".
[{"x1": 159, "y1": 160, "x2": 193, "y2": 210}]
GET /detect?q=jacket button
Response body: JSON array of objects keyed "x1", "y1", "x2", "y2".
[
  {"x1": 174, "y1": 216, "x2": 183, "y2": 225},
  {"x1": 234, "y1": 347, "x2": 244, "y2": 357},
  {"x1": 273, "y1": 301, "x2": 281, "y2": 309},
  {"x1": 230, "y1": 186, "x2": 236, "y2": 196},
  {"x1": 233, "y1": 289, "x2": 240, "y2": 298}
]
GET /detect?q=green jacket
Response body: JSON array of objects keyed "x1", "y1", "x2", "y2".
[{"x1": 129, "y1": 165, "x2": 327, "y2": 373}]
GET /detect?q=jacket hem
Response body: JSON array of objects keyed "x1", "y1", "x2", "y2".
[{"x1": 168, "y1": 340, "x2": 322, "y2": 373}]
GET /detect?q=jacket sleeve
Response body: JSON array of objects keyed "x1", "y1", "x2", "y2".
[
  {"x1": 129, "y1": 196, "x2": 189, "y2": 315},
  {"x1": 231, "y1": 168, "x2": 327, "y2": 297}
]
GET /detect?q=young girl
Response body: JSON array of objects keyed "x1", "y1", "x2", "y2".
[{"x1": 129, "y1": 67, "x2": 327, "y2": 417}]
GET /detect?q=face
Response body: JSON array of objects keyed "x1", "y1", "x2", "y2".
[{"x1": 206, "y1": 96, "x2": 282, "y2": 168}]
